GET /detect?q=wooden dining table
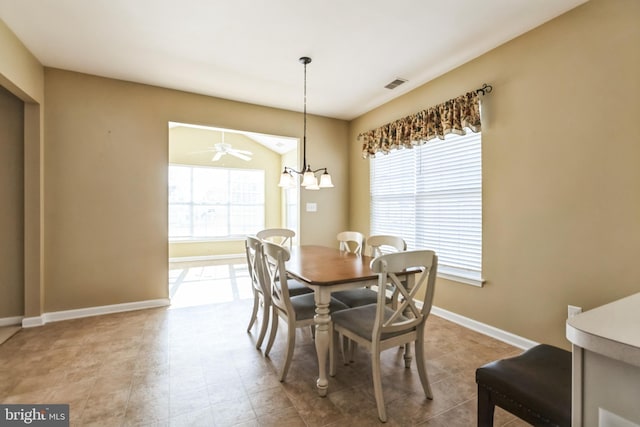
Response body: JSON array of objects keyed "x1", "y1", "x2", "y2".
[{"x1": 285, "y1": 245, "x2": 414, "y2": 396}]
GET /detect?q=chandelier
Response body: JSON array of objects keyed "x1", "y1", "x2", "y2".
[{"x1": 278, "y1": 57, "x2": 334, "y2": 190}]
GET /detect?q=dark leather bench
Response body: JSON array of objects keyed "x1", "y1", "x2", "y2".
[{"x1": 475, "y1": 344, "x2": 572, "y2": 427}]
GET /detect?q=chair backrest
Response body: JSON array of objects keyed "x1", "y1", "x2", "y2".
[
  {"x1": 367, "y1": 235, "x2": 407, "y2": 258},
  {"x1": 260, "y1": 240, "x2": 295, "y2": 320},
  {"x1": 370, "y1": 250, "x2": 438, "y2": 339},
  {"x1": 245, "y1": 235, "x2": 268, "y2": 299},
  {"x1": 337, "y1": 231, "x2": 365, "y2": 255},
  {"x1": 257, "y1": 228, "x2": 295, "y2": 248}
]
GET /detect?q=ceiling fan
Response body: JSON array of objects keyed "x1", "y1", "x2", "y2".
[
  {"x1": 210, "y1": 142, "x2": 253, "y2": 161},
  {"x1": 194, "y1": 132, "x2": 253, "y2": 162}
]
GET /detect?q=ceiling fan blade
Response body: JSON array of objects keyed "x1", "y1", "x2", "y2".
[
  {"x1": 233, "y1": 149, "x2": 253, "y2": 155},
  {"x1": 212, "y1": 152, "x2": 224, "y2": 161},
  {"x1": 190, "y1": 146, "x2": 218, "y2": 154},
  {"x1": 229, "y1": 151, "x2": 251, "y2": 161}
]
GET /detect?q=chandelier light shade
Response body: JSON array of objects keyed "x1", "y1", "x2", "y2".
[{"x1": 278, "y1": 57, "x2": 334, "y2": 190}]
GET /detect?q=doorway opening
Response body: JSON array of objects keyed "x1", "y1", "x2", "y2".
[{"x1": 167, "y1": 122, "x2": 298, "y2": 308}]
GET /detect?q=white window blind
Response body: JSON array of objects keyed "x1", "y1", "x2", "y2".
[{"x1": 370, "y1": 131, "x2": 483, "y2": 286}]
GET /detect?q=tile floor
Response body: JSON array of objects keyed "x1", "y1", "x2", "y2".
[
  {"x1": 0, "y1": 325, "x2": 21, "y2": 345},
  {"x1": 0, "y1": 260, "x2": 532, "y2": 426}
]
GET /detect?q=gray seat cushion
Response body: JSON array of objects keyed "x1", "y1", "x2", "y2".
[
  {"x1": 332, "y1": 288, "x2": 393, "y2": 308},
  {"x1": 290, "y1": 293, "x2": 349, "y2": 321},
  {"x1": 287, "y1": 279, "x2": 314, "y2": 296},
  {"x1": 332, "y1": 288, "x2": 378, "y2": 307},
  {"x1": 331, "y1": 304, "x2": 413, "y2": 340}
]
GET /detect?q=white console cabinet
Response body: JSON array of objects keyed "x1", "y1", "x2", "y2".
[{"x1": 566, "y1": 292, "x2": 640, "y2": 427}]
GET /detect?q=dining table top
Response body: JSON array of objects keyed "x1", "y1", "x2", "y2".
[{"x1": 285, "y1": 245, "x2": 376, "y2": 286}]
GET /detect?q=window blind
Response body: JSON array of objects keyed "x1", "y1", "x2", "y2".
[{"x1": 370, "y1": 131, "x2": 482, "y2": 285}]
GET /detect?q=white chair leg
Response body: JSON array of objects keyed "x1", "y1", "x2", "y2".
[
  {"x1": 340, "y1": 334, "x2": 349, "y2": 365},
  {"x1": 264, "y1": 308, "x2": 278, "y2": 356},
  {"x1": 403, "y1": 342, "x2": 412, "y2": 368},
  {"x1": 330, "y1": 326, "x2": 337, "y2": 376},
  {"x1": 415, "y1": 338, "x2": 433, "y2": 399},
  {"x1": 279, "y1": 322, "x2": 296, "y2": 382},
  {"x1": 255, "y1": 299, "x2": 270, "y2": 349},
  {"x1": 371, "y1": 349, "x2": 387, "y2": 422},
  {"x1": 247, "y1": 292, "x2": 259, "y2": 332}
]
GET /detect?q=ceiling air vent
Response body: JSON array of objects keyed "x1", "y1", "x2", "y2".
[{"x1": 384, "y1": 78, "x2": 407, "y2": 90}]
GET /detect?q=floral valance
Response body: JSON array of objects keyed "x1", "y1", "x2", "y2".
[{"x1": 360, "y1": 90, "x2": 482, "y2": 158}]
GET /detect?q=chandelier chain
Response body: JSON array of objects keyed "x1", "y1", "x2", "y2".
[
  {"x1": 303, "y1": 57, "x2": 308, "y2": 170},
  {"x1": 277, "y1": 56, "x2": 333, "y2": 190}
]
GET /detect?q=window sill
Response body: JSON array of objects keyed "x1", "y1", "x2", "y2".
[{"x1": 437, "y1": 267, "x2": 485, "y2": 287}]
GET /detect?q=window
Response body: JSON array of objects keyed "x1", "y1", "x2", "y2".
[
  {"x1": 370, "y1": 131, "x2": 482, "y2": 286},
  {"x1": 169, "y1": 164, "x2": 264, "y2": 239},
  {"x1": 284, "y1": 186, "x2": 298, "y2": 238}
]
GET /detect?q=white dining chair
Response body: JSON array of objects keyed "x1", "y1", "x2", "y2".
[
  {"x1": 336, "y1": 230, "x2": 365, "y2": 255},
  {"x1": 330, "y1": 249, "x2": 438, "y2": 422},
  {"x1": 245, "y1": 235, "x2": 270, "y2": 349},
  {"x1": 261, "y1": 240, "x2": 349, "y2": 382},
  {"x1": 256, "y1": 228, "x2": 312, "y2": 298},
  {"x1": 256, "y1": 228, "x2": 295, "y2": 248},
  {"x1": 334, "y1": 234, "x2": 409, "y2": 363},
  {"x1": 333, "y1": 234, "x2": 407, "y2": 309},
  {"x1": 367, "y1": 234, "x2": 407, "y2": 257}
]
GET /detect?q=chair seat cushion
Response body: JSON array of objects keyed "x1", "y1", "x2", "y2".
[
  {"x1": 332, "y1": 288, "x2": 392, "y2": 308},
  {"x1": 331, "y1": 304, "x2": 412, "y2": 340},
  {"x1": 290, "y1": 293, "x2": 349, "y2": 321},
  {"x1": 332, "y1": 288, "x2": 377, "y2": 307},
  {"x1": 475, "y1": 344, "x2": 571, "y2": 426},
  {"x1": 287, "y1": 279, "x2": 314, "y2": 296}
]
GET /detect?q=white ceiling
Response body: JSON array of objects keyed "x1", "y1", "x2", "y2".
[{"x1": 0, "y1": 0, "x2": 587, "y2": 121}]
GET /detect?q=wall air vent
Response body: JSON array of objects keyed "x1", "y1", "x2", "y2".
[{"x1": 384, "y1": 78, "x2": 408, "y2": 90}]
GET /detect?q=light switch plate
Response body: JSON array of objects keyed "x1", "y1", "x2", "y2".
[
  {"x1": 567, "y1": 305, "x2": 582, "y2": 318},
  {"x1": 599, "y1": 408, "x2": 640, "y2": 427},
  {"x1": 306, "y1": 203, "x2": 317, "y2": 212}
]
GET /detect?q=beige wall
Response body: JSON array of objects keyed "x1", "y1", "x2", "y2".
[
  {"x1": 43, "y1": 68, "x2": 348, "y2": 312},
  {"x1": 0, "y1": 20, "x2": 43, "y2": 104},
  {"x1": 168, "y1": 126, "x2": 285, "y2": 257},
  {"x1": 0, "y1": 86, "x2": 24, "y2": 317},
  {"x1": 349, "y1": 0, "x2": 640, "y2": 348},
  {"x1": 0, "y1": 19, "x2": 45, "y2": 319}
]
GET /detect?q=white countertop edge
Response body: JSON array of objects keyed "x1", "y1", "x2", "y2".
[{"x1": 566, "y1": 303, "x2": 640, "y2": 369}]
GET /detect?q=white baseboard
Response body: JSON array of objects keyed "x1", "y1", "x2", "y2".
[
  {"x1": 22, "y1": 298, "x2": 170, "y2": 328},
  {"x1": 0, "y1": 316, "x2": 23, "y2": 327},
  {"x1": 22, "y1": 316, "x2": 45, "y2": 328},
  {"x1": 431, "y1": 305, "x2": 538, "y2": 350}
]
